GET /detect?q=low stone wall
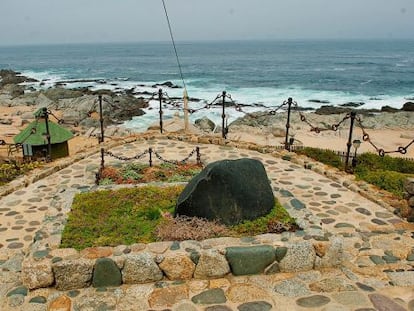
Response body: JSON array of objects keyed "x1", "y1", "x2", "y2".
[
  {"x1": 405, "y1": 178, "x2": 414, "y2": 222},
  {"x1": 21, "y1": 236, "x2": 344, "y2": 291}
]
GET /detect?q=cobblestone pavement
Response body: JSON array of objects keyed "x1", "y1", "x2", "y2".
[{"x1": 1, "y1": 137, "x2": 413, "y2": 310}]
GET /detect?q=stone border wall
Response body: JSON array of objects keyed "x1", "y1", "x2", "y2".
[{"x1": 22, "y1": 236, "x2": 344, "y2": 291}]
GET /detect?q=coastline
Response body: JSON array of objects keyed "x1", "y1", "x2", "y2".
[{"x1": 0, "y1": 69, "x2": 413, "y2": 160}]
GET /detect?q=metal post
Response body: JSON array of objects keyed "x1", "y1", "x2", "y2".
[
  {"x1": 221, "y1": 91, "x2": 227, "y2": 139},
  {"x1": 149, "y1": 147, "x2": 153, "y2": 167},
  {"x1": 284, "y1": 97, "x2": 293, "y2": 151},
  {"x1": 98, "y1": 95, "x2": 104, "y2": 143},
  {"x1": 196, "y1": 147, "x2": 201, "y2": 165},
  {"x1": 158, "y1": 89, "x2": 163, "y2": 134},
  {"x1": 345, "y1": 111, "x2": 357, "y2": 172},
  {"x1": 43, "y1": 107, "x2": 52, "y2": 162},
  {"x1": 100, "y1": 148, "x2": 105, "y2": 171}
]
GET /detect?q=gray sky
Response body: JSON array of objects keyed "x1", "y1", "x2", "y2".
[{"x1": 1, "y1": 0, "x2": 413, "y2": 45}]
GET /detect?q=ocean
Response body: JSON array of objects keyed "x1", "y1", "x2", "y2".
[{"x1": 1, "y1": 40, "x2": 413, "y2": 130}]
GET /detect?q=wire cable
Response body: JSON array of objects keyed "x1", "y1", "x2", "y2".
[{"x1": 161, "y1": 0, "x2": 187, "y2": 91}]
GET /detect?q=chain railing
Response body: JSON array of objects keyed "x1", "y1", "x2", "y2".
[
  {"x1": 356, "y1": 116, "x2": 414, "y2": 157},
  {"x1": 95, "y1": 146, "x2": 201, "y2": 184}
]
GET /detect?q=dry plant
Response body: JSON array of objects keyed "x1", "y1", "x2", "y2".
[{"x1": 155, "y1": 215, "x2": 230, "y2": 241}]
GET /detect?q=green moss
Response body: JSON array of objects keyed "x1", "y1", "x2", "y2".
[
  {"x1": 61, "y1": 185, "x2": 184, "y2": 250},
  {"x1": 61, "y1": 186, "x2": 297, "y2": 250}
]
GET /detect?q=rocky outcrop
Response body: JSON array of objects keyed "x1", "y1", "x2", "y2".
[
  {"x1": 0, "y1": 69, "x2": 37, "y2": 87},
  {"x1": 402, "y1": 102, "x2": 414, "y2": 112},
  {"x1": 195, "y1": 117, "x2": 216, "y2": 132},
  {"x1": 175, "y1": 158, "x2": 275, "y2": 225}
]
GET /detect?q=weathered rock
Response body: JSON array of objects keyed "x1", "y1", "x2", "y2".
[
  {"x1": 122, "y1": 253, "x2": 163, "y2": 284},
  {"x1": 227, "y1": 283, "x2": 272, "y2": 303},
  {"x1": 369, "y1": 293, "x2": 407, "y2": 311},
  {"x1": 191, "y1": 288, "x2": 227, "y2": 305},
  {"x1": 387, "y1": 271, "x2": 414, "y2": 286},
  {"x1": 314, "y1": 237, "x2": 344, "y2": 268},
  {"x1": 381, "y1": 105, "x2": 399, "y2": 112},
  {"x1": 175, "y1": 158, "x2": 275, "y2": 225},
  {"x1": 148, "y1": 284, "x2": 189, "y2": 308},
  {"x1": 273, "y1": 279, "x2": 310, "y2": 297},
  {"x1": 48, "y1": 295, "x2": 72, "y2": 311},
  {"x1": 309, "y1": 278, "x2": 355, "y2": 292},
  {"x1": 331, "y1": 291, "x2": 369, "y2": 307},
  {"x1": 315, "y1": 105, "x2": 352, "y2": 115},
  {"x1": 195, "y1": 117, "x2": 216, "y2": 132},
  {"x1": 52, "y1": 259, "x2": 94, "y2": 290},
  {"x1": 405, "y1": 178, "x2": 414, "y2": 195},
  {"x1": 225, "y1": 246, "x2": 275, "y2": 275},
  {"x1": 194, "y1": 249, "x2": 230, "y2": 279},
  {"x1": 72, "y1": 294, "x2": 117, "y2": 311},
  {"x1": 92, "y1": 258, "x2": 122, "y2": 288},
  {"x1": 158, "y1": 252, "x2": 195, "y2": 280},
  {"x1": 402, "y1": 102, "x2": 414, "y2": 112},
  {"x1": 21, "y1": 259, "x2": 54, "y2": 290},
  {"x1": 80, "y1": 247, "x2": 113, "y2": 259},
  {"x1": 238, "y1": 301, "x2": 273, "y2": 311},
  {"x1": 296, "y1": 295, "x2": 331, "y2": 308},
  {"x1": 42, "y1": 88, "x2": 84, "y2": 101},
  {"x1": 279, "y1": 241, "x2": 316, "y2": 272}
]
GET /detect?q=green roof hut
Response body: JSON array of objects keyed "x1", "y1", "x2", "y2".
[{"x1": 13, "y1": 108, "x2": 73, "y2": 160}]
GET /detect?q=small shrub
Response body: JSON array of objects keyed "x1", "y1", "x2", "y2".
[
  {"x1": 155, "y1": 216, "x2": 230, "y2": 241},
  {"x1": 355, "y1": 169, "x2": 408, "y2": 198},
  {"x1": 0, "y1": 161, "x2": 43, "y2": 185}
]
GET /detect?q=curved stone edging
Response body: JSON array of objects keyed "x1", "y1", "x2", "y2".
[{"x1": 22, "y1": 236, "x2": 345, "y2": 291}]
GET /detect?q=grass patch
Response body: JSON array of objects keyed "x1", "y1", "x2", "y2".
[
  {"x1": 354, "y1": 153, "x2": 414, "y2": 198},
  {"x1": 295, "y1": 147, "x2": 343, "y2": 169},
  {"x1": 61, "y1": 186, "x2": 297, "y2": 250}
]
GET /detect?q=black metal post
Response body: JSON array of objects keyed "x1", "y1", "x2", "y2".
[
  {"x1": 43, "y1": 107, "x2": 52, "y2": 162},
  {"x1": 284, "y1": 97, "x2": 293, "y2": 151},
  {"x1": 345, "y1": 111, "x2": 357, "y2": 172},
  {"x1": 100, "y1": 148, "x2": 105, "y2": 171},
  {"x1": 221, "y1": 91, "x2": 227, "y2": 139},
  {"x1": 158, "y1": 89, "x2": 163, "y2": 134},
  {"x1": 149, "y1": 148, "x2": 153, "y2": 167},
  {"x1": 196, "y1": 147, "x2": 201, "y2": 165},
  {"x1": 98, "y1": 95, "x2": 104, "y2": 143}
]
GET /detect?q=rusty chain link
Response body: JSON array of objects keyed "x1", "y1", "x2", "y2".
[
  {"x1": 103, "y1": 149, "x2": 149, "y2": 161},
  {"x1": 154, "y1": 148, "x2": 200, "y2": 165},
  {"x1": 356, "y1": 116, "x2": 414, "y2": 157},
  {"x1": 295, "y1": 104, "x2": 351, "y2": 133}
]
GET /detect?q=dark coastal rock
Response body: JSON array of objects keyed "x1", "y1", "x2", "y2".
[
  {"x1": 381, "y1": 105, "x2": 399, "y2": 112},
  {"x1": 315, "y1": 105, "x2": 353, "y2": 115},
  {"x1": 175, "y1": 158, "x2": 275, "y2": 225},
  {"x1": 109, "y1": 95, "x2": 147, "y2": 121},
  {"x1": 341, "y1": 102, "x2": 365, "y2": 108},
  {"x1": 152, "y1": 81, "x2": 181, "y2": 88},
  {"x1": 402, "y1": 102, "x2": 414, "y2": 112},
  {"x1": 0, "y1": 69, "x2": 38, "y2": 87},
  {"x1": 308, "y1": 99, "x2": 330, "y2": 104}
]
